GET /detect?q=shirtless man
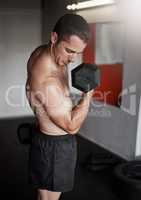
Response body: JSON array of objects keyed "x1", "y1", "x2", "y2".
[{"x1": 26, "y1": 14, "x2": 94, "y2": 200}]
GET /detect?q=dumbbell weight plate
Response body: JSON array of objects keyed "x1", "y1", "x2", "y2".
[{"x1": 71, "y1": 63, "x2": 100, "y2": 92}]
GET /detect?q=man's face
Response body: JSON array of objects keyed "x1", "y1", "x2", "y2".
[{"x1": 52, "y1": 34, "x2": 87, "y2": 67}]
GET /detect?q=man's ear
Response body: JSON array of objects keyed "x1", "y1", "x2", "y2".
[{"x1": 51, "y1": 32, "x2": 58, "y2": 44}]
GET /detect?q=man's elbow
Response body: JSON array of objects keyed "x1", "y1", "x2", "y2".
[{"x1": 67, "y1": 125, "x2": 80, "y2": 135}]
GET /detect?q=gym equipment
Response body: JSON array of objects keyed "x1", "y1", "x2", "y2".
[
  {"x1": 17, "y1": 123, "x2": 34, "y2": 145},
  {"x1": 82, "y1": 153, "x2": 120, "y2": 171},
  {"x1": 71, "y1": 63, "x2": 100, "y2": 92},
  {"x1": 114, "y1": 161, "x2": 141, "y2": 200}
]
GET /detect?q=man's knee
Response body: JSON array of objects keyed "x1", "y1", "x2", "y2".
[
  {"x1": 48, "y1": 190, "x2": 61, "y2": 200},
  {"x1": 37, "y1": 189, "x2": 61, "y2": 200},
  {"x1": 38, "y1": 189, "x2": 48, "y2": 200}
]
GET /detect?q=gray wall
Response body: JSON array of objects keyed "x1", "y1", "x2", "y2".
[
  {"x1": 0, "y1": 0, "x2": 41, "y2": 118},
  {"x1": 0, "y1": 0, "x2": 41, "y2": 9},
  {"x1": 42, "y1": 0, "x2": 72, "y2": 43}
]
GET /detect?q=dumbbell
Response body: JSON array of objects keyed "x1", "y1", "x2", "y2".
[{"x1": 71, "y1": 63, "x2": 100, "y2": 92}]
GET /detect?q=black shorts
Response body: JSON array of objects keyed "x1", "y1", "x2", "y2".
[{"x1": 28, "y1": 129, "x2": 77, "y2": 192}]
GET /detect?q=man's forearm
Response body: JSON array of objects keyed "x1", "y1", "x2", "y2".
[{"x1": 69, "y1": 93, "x2": 93, "y2": 132}]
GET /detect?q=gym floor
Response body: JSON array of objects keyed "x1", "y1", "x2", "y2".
[{"x1": 0, "y1": 117, "x2": 123, "y2": 200}]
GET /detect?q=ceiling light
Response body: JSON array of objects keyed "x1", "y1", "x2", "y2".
[{"x1": 67, "y1": 0, "x2": 115, "y2": 10}]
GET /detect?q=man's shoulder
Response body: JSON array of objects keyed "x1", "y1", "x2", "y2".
[
  {"x1": 30, "y1": 44, "x2": 49, "y2": 58},
  {"x1": 27, "y1": 44, "x2": 50, "y2": 74}
]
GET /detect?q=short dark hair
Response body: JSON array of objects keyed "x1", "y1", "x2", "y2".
[{"x1": 53, "y1": 14, "x2": 90, "y2": 43}]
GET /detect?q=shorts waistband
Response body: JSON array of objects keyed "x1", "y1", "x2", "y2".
[{"x1": 34, "y1": 127, "x2": 73, "y2": 140}]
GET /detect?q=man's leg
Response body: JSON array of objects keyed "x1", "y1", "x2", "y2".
[
  {"x1": 37, "y1": 189, "x2": 48, "y2": 200},
  {"x1": 37, "y1": 189, "x2": 61, "y2": 200},
  {"x1": 48, "y1": 190, "x2": 61, "y2": 200}
]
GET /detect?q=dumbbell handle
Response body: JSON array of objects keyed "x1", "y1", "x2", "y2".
[{"x1": 81, "y1": 89, "x2": 94, "y2": 99}]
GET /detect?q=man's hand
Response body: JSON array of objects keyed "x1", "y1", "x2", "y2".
[{"x1": 81, "y1": 89, "x2": 94, "y2": 100}]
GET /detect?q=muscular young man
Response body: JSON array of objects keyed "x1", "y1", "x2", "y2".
[{"x1": 26, "y1": 14, "x2": 94, "y2": 200}]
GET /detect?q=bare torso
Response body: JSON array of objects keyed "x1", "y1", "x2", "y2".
[{"x1": 26, "y1": 45, "x2": 73, "y2": 135}]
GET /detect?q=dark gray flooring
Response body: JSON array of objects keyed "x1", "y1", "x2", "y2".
[
  {"x1": 60, "y1": 166, "x2": 119, "y2": 200},
  {"x1": 0, "y1": 117, "x2": 124, "y2": 200}
]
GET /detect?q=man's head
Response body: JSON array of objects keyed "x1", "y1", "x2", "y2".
[
  {"x1": 52, "y1": 13, "x2": 90, "y2": 43},
  {"x1": 50, "y1": 14, "x2": 90, "y2": 66}
]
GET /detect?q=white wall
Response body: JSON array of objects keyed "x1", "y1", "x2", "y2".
[
  {"x1": 76, "y1": 1, "x2": 141, "y2": 160},
  {"x1": 0, "y1": 8, "x2": 41, "y2": 118}
]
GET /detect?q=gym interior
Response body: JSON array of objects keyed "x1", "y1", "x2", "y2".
[{"x1": 0, "y1": 0, "x2": 141, "y2": 199}]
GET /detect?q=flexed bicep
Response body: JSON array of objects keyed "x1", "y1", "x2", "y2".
[{"x1": 40, "y1": 80, "x2": 74, "y2": 133}]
